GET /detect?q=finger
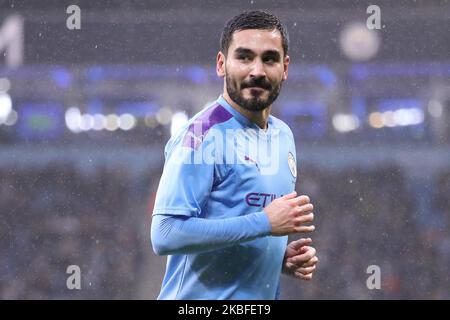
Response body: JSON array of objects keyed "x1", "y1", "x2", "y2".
[
  {"x1": 295, "y1": 265, "x2": 316, "y2": 275},
  {"x1": 302, "y1": 256, "x2": 319, "y2": 267},
  {"x1": 289, "y1": 250, "x2": 316, "y2": 265},
  {"x1": 285, "y1": 262, "x2": 296, "y2": 271},
  {"x1": 302, "y1": 246, "x2": 316, "y2": 256},
  {"x1": 295, "y1": 203, "x2": 314, "y2": 215},
  {"x1": 295, "y1": 272, "x2": 313, "y2": 281},
  {"x1": 289, "y1": 238, "x2": 312, "y2": 251},
  {"x1": 288, "y1": 195, "x2": 310, "y2": 206},
  {"x1": 288, "y1": 247, "x2": 317, "y2": 264},
  {"x1": 281, "y1": 191, "x2": 297, "y2": 200},
  {"x1": 294, "y1": 225, "x2": 315, "y2": 233},
  {"x1": 294, "y1": 213, "x2": 314, "y2": 225},
  {"x1": 299, "y1": 246, "x2": 308, "y2": 254}
]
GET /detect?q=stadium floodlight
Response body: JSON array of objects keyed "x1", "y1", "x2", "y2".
[
  {"x1": 0, "y1": 78, "x2": 11, "y2": 92},
  {"x1": 156, "y1": 107, "x2": 173, "y2": 125},
  {"x1": 80, "y1": 114, "x2": 94, "y2": 131},
  {"x1": 368, "y1": 112, "x2": 384, "y2": 129},
  {"x1": 0, "y1": 92, "x2": 13, "y2": 124},
  {"x1": 93, "y1": 114, "x2": 106, "y2": 131},
  {"x1": 409, "y1": 108, "x2": 424, "y2": 125},
  {"x1": 170, "y1": 112, "x2": 188, "y2": 136},
  {"x1": 428, "y1": 100, "x2": 443, "y2": 118},
  {"x1": 105, "y1": 114, "x2": 120, "y2": 131},
  {"x1": 3, "y1": 109, "x2": 17, "y2": 126},
  {"x1": 332, "y1": 114, "x2": 360, "y2": 133},
  {"x1": 340, "y1": 22, "x2": 380, "y2": 62},
  {"x1": 119, "y1": 113, "x2": 136, "y2": 131},
  {"x1": 65, "y1": 107, "x2": 82, "y2": 133},
  {"x1": 382, "y1": 111, "x2": 396, "y2": 127}
]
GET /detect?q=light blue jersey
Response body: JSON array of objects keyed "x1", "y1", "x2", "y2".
[{"x1": 152, "y1": 95, "x2": 297, "y2": 299}]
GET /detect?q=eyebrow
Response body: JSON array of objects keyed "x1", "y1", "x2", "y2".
[
  {"x1": 233, "y1": 47, "x2": 281, "y2": 60},
  {"x1": 234, "y1": 47, "x2": 255, "y2": 56}
]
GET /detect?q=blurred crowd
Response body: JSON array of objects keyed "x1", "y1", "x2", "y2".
[
  {"x1": 0, "y1": 163, "x2": 154, "y2": 299},
  {"x1": 1, "y1": 160, "x2": 449, "y2": 299},
  {"x1": 281, "y1": 165, "x2": 450, "y2": 299}
]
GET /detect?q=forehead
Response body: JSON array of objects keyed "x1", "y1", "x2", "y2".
[{"x1": 229, "y1": 29, "x2": 283, "y2": 54}]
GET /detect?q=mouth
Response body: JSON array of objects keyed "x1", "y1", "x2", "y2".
[{"x1": 244, "y1": 86, "x2": 267, "y2": 92}]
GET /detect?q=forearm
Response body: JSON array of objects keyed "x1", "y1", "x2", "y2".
[{"x1": 151, "y1": 212, "x2": 272, "y2": 255}]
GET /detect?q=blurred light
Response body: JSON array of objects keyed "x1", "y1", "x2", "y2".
[
  {"x1": 332, "y1": 114, "x2": 360, "y2": 132},
  {"x1": 119, "y1": 113, "x2": 136, "y2": 131},
  {"x1": 156, "y1": 107, "x2": 173, "y2": 125},
  {"x1": 80, "y1": 114, "x2": 94, "y2": 131},
  {"x1": 105, "y1": 114, "x2": 119, "y2": 131},
  {"x1": 171, "y1": 112, "x2": 188, "y2": 136},
  {"x1": 368, "y1": 112, "x2": 384, "y2": 128},
  {"x1": 4, "y1": 109, "x2": 18, "y2": 126},
  {"x1": 66, "y1": 111, "x2": 137, "y2": 132},
  {"x1": 368, "y1": 108, "x2": 424, "y2": 128},
  {"x1": 145, "y1": 114, "x2": 158, "y2": 128},
  {"x1": 52, "y1": 68, "x2": 72, "y2": 89},
  {"x1": 187, "y1": 66, "x2": 207, "y2": 84},
  {"x1": 65, "y1": 107, "x2": 82, "y2": 133},
  {"x1": 409, "y1": 108, "x2": 424, "y2": 125},
  {"x1": 0, "y1": 93, "x2": 13, "y2": 124},
  {"x1": 339, "y1": 22, "x2": 380, "y2": 61},
  {"x1": 0, "y1": 78, "x2": 11, "y2": 92},
  {"x1": 93, "y1": 114, "x2": 106, "y2": 131},
  {"x1": 316, "y1": 66, "x2": 337, "y2": 87},
  {"x1": 382, "y1": 111, "x2": 396, "y2": 127},
  {"x1": 428, "y1": 100, "x2": 443, "y2": 118},
  {"x1": 394, "y1": 108, "x2": 412, "y2": 126},
  {"x1": 87, "y1": 66, "x2": 105, "y2": 82},
  {"x1": 391, "y1": 108, "x2": 423, "y2": 126}
]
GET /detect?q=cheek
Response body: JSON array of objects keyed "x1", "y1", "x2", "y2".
[
  {"x1": 228, "y1": 61, "x2": 249, "y2": 76},
  {"x1": 237, "y1": 64, "x2": 250, "y2": 73},
  {"x1": 269, "y1": 73, "x2": 284, "y2": 86}
]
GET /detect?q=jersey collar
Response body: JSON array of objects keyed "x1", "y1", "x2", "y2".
[{"x1": 216, "y1": 95, "x2": 273, "y2": 132}]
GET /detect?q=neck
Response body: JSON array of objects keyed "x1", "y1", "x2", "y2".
[{"x1": 222, "y1": 92, "x2": 271, "y2": 130}]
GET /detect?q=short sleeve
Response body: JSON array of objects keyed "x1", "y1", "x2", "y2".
[{"x1": 152, "y1": 128, "x2": 215, "y2": 218}]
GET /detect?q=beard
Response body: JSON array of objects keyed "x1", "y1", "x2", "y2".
[{"x1": 226, "y1": 73, "x2": 283, "y2": 112}]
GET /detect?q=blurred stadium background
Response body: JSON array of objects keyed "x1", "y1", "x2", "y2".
[{"x1": 1, "y1": 0, "x2": 450, "y2": 299}]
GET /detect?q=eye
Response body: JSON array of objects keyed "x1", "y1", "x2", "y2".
[
  {"x1": 264, "y1": 57, "x2": 277, "y2": 63},
  {"x1": 238, "y1": 55, "x2": 251, "y2": 62}
]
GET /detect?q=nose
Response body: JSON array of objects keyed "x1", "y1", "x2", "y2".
[{"x1": 249, "y1": 58, "x2": 266, "y2": 79}]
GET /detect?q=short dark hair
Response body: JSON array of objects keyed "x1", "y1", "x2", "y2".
[{"x1": 220, "y1": 10, "x2": 289, "y2": 57}]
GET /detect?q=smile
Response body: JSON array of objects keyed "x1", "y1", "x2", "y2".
[{"x1": 245, "y1": 87, "x2": 267, "y2": 91}]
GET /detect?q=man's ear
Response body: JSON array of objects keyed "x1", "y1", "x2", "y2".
[
  {"x1": 283, "y1": 55, "x2": 290, "y2": 81},
  {"x1": 216, "y1": 51, "x2": 226, "y2": 78}
]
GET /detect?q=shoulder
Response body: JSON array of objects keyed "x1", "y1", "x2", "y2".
[
  {"x1": 270, "y1": 115, "x2": 295, "y2": 140},
  {"x1": 165, "y1": 102, "x2": 234, "y2": 154}
]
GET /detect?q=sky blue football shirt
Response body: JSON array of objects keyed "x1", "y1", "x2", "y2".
[{"x1": 152, "y1": 95, "x2": 298, "y2": 299}]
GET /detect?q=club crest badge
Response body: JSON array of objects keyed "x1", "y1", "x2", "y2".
[{"x1": 288, "y1": 152, "x2": 297, "y2": 178}]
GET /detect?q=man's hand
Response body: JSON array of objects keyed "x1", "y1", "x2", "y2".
[
  {"x1": 283, "y1": 238, "x2": 319, "y2": 280},
  {"x1": 264, "y1": 191, "x2": 314, "y2": 236}
]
